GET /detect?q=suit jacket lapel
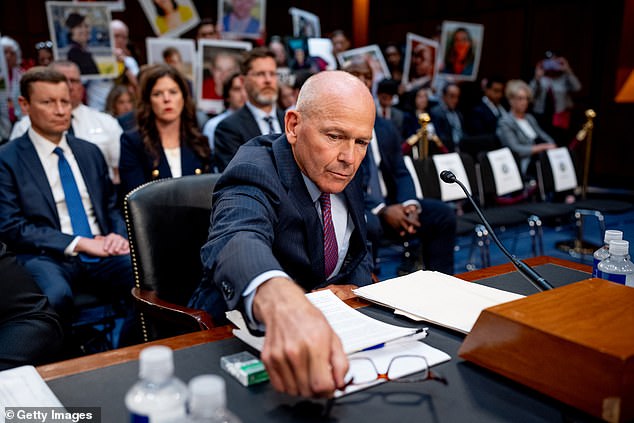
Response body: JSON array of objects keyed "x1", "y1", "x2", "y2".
[
  {"x1": 240, "y1": 107, "x2": 263, "y2": 140},
  {"x1": 17, "y1": 137, "x2": 58, "y2": 222},
  {"x1": 272, "y1": 136, "x2": 324, "y2": 279}
]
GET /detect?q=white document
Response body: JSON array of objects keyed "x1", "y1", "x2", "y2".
[
  {"x1": 487, "y1": 147, "x2": 524, "y2": 196},
  {"x1": 353, "y1": 271, "x2": 524, "y2": 333},
  {"x1": 547, "y1": 147, "x2": 577, "y2": 192},
  {"x1": 0, "y1": 365, "x2": 64, "y2": 423},
  {"x1": 433, "y1": 152, "x2": 471, "y2": 201},
  {"x1": 229, "y1": 290, "x2": 418, "y2": 354}
]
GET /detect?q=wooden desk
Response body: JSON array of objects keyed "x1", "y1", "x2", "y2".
[{"x1": 37, "y1": 256, "x2": 591, "y2": 381}]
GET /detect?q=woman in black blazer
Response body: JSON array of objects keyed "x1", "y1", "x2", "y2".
[{"x1": 119, "y1": 64, "x2": 211, "y2": 195}]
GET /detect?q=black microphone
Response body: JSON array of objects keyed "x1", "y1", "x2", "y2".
[{"x1": 440, "y1": 170, "x2": 554, "y2": 291}]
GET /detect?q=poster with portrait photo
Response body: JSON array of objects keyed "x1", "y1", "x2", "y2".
[
  {"x1": 146, "y1": 37, "x2": 196, "y2": 93},
  {"x1": 218, "y1": 0, "x2": 266, "y2": 40},
  {"x1": 197, "y1": 39, "x2": 251, "y2": 114},
  {"x1": 402, "y1": 33, "x2": 438, "y2": 92},
  {"x1": 438, "y1": 20, "x2": 484, "y2": 81},
  {"x1": 289, "y1": 7, "x2": 320, "y2": 38},
  {"x1": 46, "y1": 1, "x2": 117, "y2": 80},
  {"x1": 138, "y1": 0, "x2": 200, "y2": 38},
  {"x1": 73, "y1": 0, "x2": 125, "y2": 12},
  {"x1": 336, "y1": 44, "x2": 391, "y2": 80}
]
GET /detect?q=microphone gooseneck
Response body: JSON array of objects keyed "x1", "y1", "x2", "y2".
[{"x1": 441, "y1": 170, "x2": 554, "y2": 291}]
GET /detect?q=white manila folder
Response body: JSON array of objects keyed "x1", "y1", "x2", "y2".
[
  {"x1": 487, "y1": 147, "x2": 524, "y2": 196},
  {"x1": 432, "y1": 153, "x2": 471, "y2": 201},
  {"x1": 547, "y1": 147, "x2": 578, "y2": 192}
]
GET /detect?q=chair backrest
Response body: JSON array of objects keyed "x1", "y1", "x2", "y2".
[
  {"x1": 411, "y1": 153, "x2": 480, "y2": 202},
  {"x1": 538, "y1": 147, "x2": 578, "y2": 195},
  {"x1": 124, "y1": 174, "x2": 221, "y2": 306},
  {"x1": 477, "y1": 147, "x2": 525, "y2": 205}
]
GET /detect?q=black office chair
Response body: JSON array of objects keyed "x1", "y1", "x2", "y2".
[
  {"x1": 124, "y1": 174, "x2": 221, "y2": 342},
  {"x1": 537, "y1": 147, "x2": 632, "y2": 254}
]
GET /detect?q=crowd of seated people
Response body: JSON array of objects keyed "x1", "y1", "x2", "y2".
[{"x1": 0, "y1": 10, "x2": 582, "y2": 376}]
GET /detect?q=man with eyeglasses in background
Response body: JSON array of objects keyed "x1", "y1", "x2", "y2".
[
  {"x1": 214, "y1": 47, "x2": 284, "y2": 172},
  {"x1": 10, "y1": 61, "x2": 123, "y2": 184}
]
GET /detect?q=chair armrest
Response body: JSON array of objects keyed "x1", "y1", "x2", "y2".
[{"x1": 131, "y1": 287, "x2": 214, "y2": 331}]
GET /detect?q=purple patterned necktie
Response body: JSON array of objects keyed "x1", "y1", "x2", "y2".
[{"x1": 319, "y1": 192, "x2": 338, "y2": 277}]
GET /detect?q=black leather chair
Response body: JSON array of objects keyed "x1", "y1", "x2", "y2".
[{"x1": 124, "y1": 174, "x2": 221, "y2": 342}]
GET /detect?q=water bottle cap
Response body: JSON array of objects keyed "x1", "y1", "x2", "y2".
[
  {"x1": 189, "y1": 374, "x2": 226, "y2": 416},
  {"x1": 139, "y1": 346, "x2": 174, "y2": 382},
  {"x1": 608, "y1": 239, "x2": 629, "y2": 256},
  {"x1": 604, "y1": 230, "x2": 623, "y2": 243}
]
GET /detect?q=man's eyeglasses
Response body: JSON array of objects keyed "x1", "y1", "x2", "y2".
[
  {"x1": 35, "y1": 41, "x2": 54, "y2": 50},
  {"x1": 346, "y1": 355, "x2": 447, "y2": 386},
  {"x1": 322, "y1": 355, "x2": 447, "y2": 418}
]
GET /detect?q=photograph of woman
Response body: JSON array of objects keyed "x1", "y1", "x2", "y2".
[
  {"x1": 65, "y1": 12, "x2": 99, "y2": 75},
  {"x1": 438, "y1": 21, "x2": 484, "y2": 81},
  {"x1": 119, "y1": 64, "x2": 211, "y2": 196},
  {"x1": 138, "y1": 0, "x2": 200, "y2": 37}
]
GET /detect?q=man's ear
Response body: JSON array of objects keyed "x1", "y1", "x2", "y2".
[
  {"x1": 285, "y1": 109, "x2": 300, "y2": 145},
  {"x1": 17, "y1": 96, "x2": 29, "y2": 117}
]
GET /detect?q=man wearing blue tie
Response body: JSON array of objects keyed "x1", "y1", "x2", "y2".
[{"x1": 0, "y1": 67, "x2": 133, "y2": 326}]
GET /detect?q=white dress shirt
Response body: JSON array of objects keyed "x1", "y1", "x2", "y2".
[
  {"x1": 29, "y1": 128, "x2": 101, "y2": 255},
  {"x1": 245, "y1": 102, "x2": 283, "y2": 135}
]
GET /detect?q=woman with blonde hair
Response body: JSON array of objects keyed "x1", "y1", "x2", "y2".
[{"x1": 496, "y1": 79, "x2": 556, "y2": 177}]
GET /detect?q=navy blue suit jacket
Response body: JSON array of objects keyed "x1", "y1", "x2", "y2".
[
  {"x1": 213, "y1": 106, "x2": 285, "y2": 172},
  {"x1": 0, "y1": 133, "x2": 125, "y2": 256},
  {"x1": 467, "y1": 100, "x2": 500, "y2": 136},
  {"x1": 429, "y1": 104, "x2": 464, "y2": 152},
  {"x1": 119, "y1": 130, "x2": 210, "y2": 195},
  {"x1": 190, "y1": 134, "x2": 372, "y2": 320}
]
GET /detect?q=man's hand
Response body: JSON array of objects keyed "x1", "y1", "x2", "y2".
[
  {"x1": 253, "y1": 277, "x2": 349, "y2": 398},
  {"x1": 380, "y1": 204, "x2": 420, "y2": 236},
  {"x1": 75, "y1": 234, "x2": 129, "y2": 257}
]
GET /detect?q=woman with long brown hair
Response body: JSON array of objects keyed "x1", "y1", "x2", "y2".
[{"x1": 119, "y1": 64, "x2": 211, "y2": 195}]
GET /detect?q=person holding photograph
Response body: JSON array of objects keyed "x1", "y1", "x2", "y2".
[
  {"x1": 222, "y1": 0, "x2": 260, "y2": 36},
  {"x1": 153, "y1": 0, "x2": 194, "y2": 35},
  {"x1": 440, "y1": 27, "x2": 475, "y2": 77},
  {"x1": 405, "y1": 42, "x2": 435, "y2": 92},
  {"x1": 65, "y1": 12, "x2": 99, "y2": 76},
  {"x1": 202, "y1": 51, "x2": 241, "y2": 101},
  {"x1": 119, "y1": 64, "x2": 211, "y2": 195}
]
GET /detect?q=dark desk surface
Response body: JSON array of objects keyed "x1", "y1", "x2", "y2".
[{"x1": 40, "y1": 257, "x2": 598, "y2": 423}]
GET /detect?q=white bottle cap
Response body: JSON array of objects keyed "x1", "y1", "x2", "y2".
[
  {"x1": 604, "y1": 230, "x2": 623, "y2": 244},
  {"x1": 139, "y1": 346, "x2": 174, "y2": 383},
  {"x1": 608, "y1": 240, "x2": 629, "y2": 256},
  {"x1": 189, "y1": 374, "x2": 226, "y2": 417}
]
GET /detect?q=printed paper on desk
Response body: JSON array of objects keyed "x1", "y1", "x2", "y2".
[
  {"x1": 0, "y1": 365, "x2": 64, "y2": 420},
  {"x1": 228, "y1": 290, "x2": 418, "y2": 354},
  {"x1": 353, "y1": 271, "x2": 524, "y2": 333}
]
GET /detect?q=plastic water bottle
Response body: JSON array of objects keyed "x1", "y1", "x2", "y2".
[
  {"x1": 593, "y1": 230, "x2": 623, "y2": 277},
  {"x1": 125, "y1": 345, "x2": 188, "y2": 422},
  {"x1": 597, "y1": 240, "x2": 634, "y2": 287},
  {"x1": 187, "y1": 375, "x2": 242, "y2": 423}
]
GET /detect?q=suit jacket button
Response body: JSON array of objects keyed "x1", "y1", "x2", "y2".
[{"x1": 221, "y1": 281, "x2": 234, "y2": 299}]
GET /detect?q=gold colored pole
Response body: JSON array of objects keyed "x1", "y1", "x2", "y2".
[
  {"x1": 581, "y1": 109, "x2": 596, "y2": 200},
  {"x1": 419, "y1": 113, "x2": 430, "y2": 159}
]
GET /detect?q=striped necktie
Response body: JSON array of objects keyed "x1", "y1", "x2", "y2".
[{"x1": 319, "y1": 192, "x2": 338, "y2": 278}]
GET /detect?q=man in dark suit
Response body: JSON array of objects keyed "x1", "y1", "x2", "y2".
[
  {"x1": 214, "y1": 48, "x2": 285, "y2": 171},
  {"x1": 190, "y1": 70, "x2": 375, "y2": 398},
  {"x1": 430, "y1": 82, "x2": 465, "y2": 152},
  {"x1": 0, "y1": 67, "x2": 133, "y2": 326},
  {"x1": 345, "y1": 60, "x2": 456, "y2": 275},
  {"x1": 466, "y1": 76, "x2": 506, "y2": 136}
]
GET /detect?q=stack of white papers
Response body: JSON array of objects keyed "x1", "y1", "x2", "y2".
[
  {"x1": 353, "y1": 271, "x2": 524, "y2": 333},
  {"x1": 228, "y1": 289, "x2": 451, "y2": 397},
  {"x1": 0, "y1": 366, "x2": 64, "y2": 423}
]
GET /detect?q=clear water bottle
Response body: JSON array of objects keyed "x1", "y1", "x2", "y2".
[
  {"x1": 187, "y1": 375, "x2": 242, "y2": 423},
  {"x1": 597, "y1": 240, "x2": 634, "y2": 287},
  {"x1": 593, "y1": 229, "x2": 623, "y2": 278},
  {"x1": 125, "y1": 345, "x2": 188, "y2": 423}
]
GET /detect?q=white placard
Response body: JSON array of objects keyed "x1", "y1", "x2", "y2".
[
  {"x1": 433, "y1": 153, "x2": 471, "y2": 201},
  {"x1": 547, "y1": 147, "x2": 578, "y2": 192},
  {"x1": 486, "y1": 147, "x2": 523, "y2": 196}
]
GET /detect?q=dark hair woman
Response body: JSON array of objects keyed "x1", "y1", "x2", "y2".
[{"x1": 119, "y1": 64, "x2": 211, "y2": 195}]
